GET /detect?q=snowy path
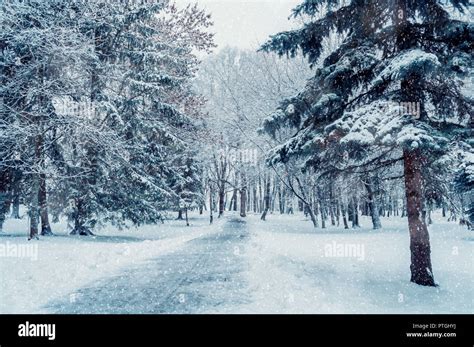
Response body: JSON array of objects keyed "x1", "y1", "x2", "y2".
[
  {"x1": 46, "y1": 218, "x2": 250, "y2": 314},
  {"x1": 3, "y1": 211, "x2": 471, "y2": 314}
]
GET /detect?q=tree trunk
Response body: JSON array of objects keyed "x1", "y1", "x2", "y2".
[
  {"x1": 11, "y1": 196, "x2": 20, "y2": 219},
  {"x1": 70, "y1": 198, "x2": 94, "y2": 236},
  {"x1": 185, "y1": 208, "x2": 189, "y2": 227},
  {"x1": 307, "y1": 204, "x2": 318, "y2": 228},
  {"x1": 260, "y1": 178, "x2": 271, "y2": 221},
  {"x1": 39, "y1": 173, "x2": 53, "y2": 236},
  {"x1": 348, "y1": 201, "x2": 353, "y2": 222},
  {"x1": 176, "y1": 209, "x2": 184, "y2": 220},
  {"x1": 427, "y1": 204, "x2": 433, "y2": 225},
  {"x1": 253, "y1": 186, "x2": 257, "y2": 213},
  {"x1": 403, "y1": 148, "x2": 436, "y2": 286},
  {"x1": 209, "y1": 183, "x2": 214, "y2": 224},
  {"x1": 29, "y1": 134, "x2": 42, "y2": 240},
  {"x1": 29, "y1": 178, "x2": 40, "y2": 240},
  {"x1": 240, "y1": 172, "x2": 247, "y2": 218},
  {"x1": 330, "y1": 203, "x2": 336, "y2": 226},
  {"x1": 229, "y1": 188, "x2": 237, "y2": 211},
  {"x1": 341, "y1": 202, "x2": 349, "y2": 229},
  {"x1": 270, "y1": 180, "x2": 277, "y2": 213},
  {"x1": 365, "y1": 179, "x2": 382, "y2": 230},
  {"x1": 10, "y1": 169, "x2": 21, "y2": 219},
  {"x1": 218, "y1": 187, "x2": 225, "y2": 218},
  {"x1": 351, "y1": 197, "x2": 360, "y2": 228},
  {"x1": 0, "y1": 171, "x2": 10, "y2": 233},
  {"x1": 320, "y1": 200, "x2": 326, "y2": 229}
]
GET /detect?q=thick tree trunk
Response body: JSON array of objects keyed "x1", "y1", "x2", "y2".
[
  {"x1": 306, "y1": 204, "x2": 318, "y2": 228},
  {"x1": 70, "y1": 198, "x2": 94, "y2": 236},
  {"x1": 29, "y1": 134, "x2": 42, "y2": 240},
  {"x1": 403, "y1": 148, "x2": 436, "y2": 286},
  {"x1": 218, "y1": 187, "x2": 225, "y2": 218},
  {"x1": 29, "y1": 176, "x2": 40, "y2": 240},
  {"x1": 393, "y1": 0, "x2": 435, "y2": 287},
  {"x1": 39, "y1": 173, "x2": 53, "y2": 236},
  {"x1": 176, "y1": 209, "x2": 184, "y2": 220}
]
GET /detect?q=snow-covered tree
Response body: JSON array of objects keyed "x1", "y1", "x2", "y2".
[
  {"x1": 261, "y1": 0, "x2": 473, "y2": 286},
  {"x1": 1, "y1": 0, "x2": 98, "y2": 238},
  {"x1": 59, "y1": 0, "x2": 214, "y2": 234},
  {"x1": 195, "y1": 47, "x2": 311, "y2": 219},
  {"x1": 1, "y1": 0, "x2": 214, "y2": 236}
]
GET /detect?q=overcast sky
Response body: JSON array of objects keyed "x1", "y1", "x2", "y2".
[{"x1": 177, "y1": 0, "x2": 300, "y2": 51}]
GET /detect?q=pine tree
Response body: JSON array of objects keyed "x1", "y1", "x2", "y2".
[
  {"x1": 454, "y1": 150, "x2": 474, "y2": 227},
  {"x1": 1, "y1": 0, "x2": 214, "y2": 236},
  {"x1": 1, "y1": 0, "x2": 97, "y2": 238},
  {"x1": 61, "y1": 0, "x2": 214, "y2": 233},
  {"x1": 261, "y1": 0, "x2": 473, "y2": 286},
  {"x1": 169, "y1": 150, "x2": 205, "y2": 226}
]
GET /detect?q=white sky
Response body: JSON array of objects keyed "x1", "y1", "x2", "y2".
[{"x1": 176, "y1": 0, "x2": 300, "y2": 50}]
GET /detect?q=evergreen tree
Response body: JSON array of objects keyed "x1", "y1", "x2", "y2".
[
  {"x1": 454, "y1": 150, "x2": 474, "y2": 226},
  {"x1": 60, "y1": 0, "x2": 213, "y2": 233},
  {"x1": 1, "y1": 0, "x2": 214, "y2": 236},
  {"x1": 261, "y1": 0, "x2": 473, "y2": 286},
  {"x1": 1, "y1": 0, "x2": 97, "y2": 238}
]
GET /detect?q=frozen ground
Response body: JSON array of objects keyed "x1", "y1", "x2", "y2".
[
  {"x1": 234, "y1": 213, "x2": 473, "y2": 314},
  {"x1": 0, "y1": 210, "x2": 472, "y2": 314},
  {"x1": 0, "y1": 212, "x2": 225, "y2": 313}
]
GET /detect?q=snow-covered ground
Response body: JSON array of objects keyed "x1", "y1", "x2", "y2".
[
  {"x1": 1, "y1": 210, "x2": 472, "y2": 314},
  {"x1": 233, "y1": 212, "x2": 473, "y2": 314},
  {"x1": 0, "y1": 211, "x2": 224, "y2": 314}
]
